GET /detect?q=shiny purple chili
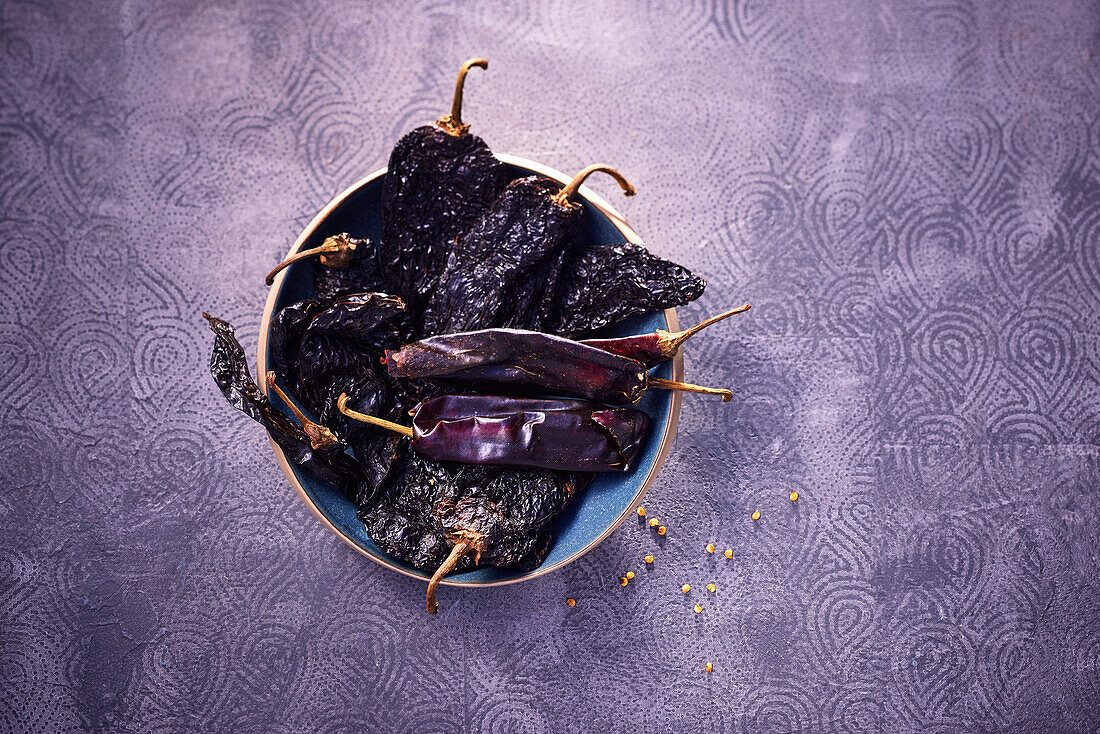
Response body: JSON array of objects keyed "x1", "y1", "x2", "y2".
[
  {"x1": 337, "y1": 394, "x2": 650, "y2": 472},
  {"x1": 580, "y1": 304, "x2": 751, "y2": 367},
  {"x1": 385, "y1": 328, "x2": 733, "y2": 404}
]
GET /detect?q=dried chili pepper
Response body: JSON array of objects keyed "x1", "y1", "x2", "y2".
[
  {"x1": 547, "y1": 241, "x2": 707, "y2": 336},
  {"x1": 381, "y1": 58, "x2": 510, "y2": 321},
  {"x1": 338, "y1": 393, "x2": 650, "y2": 472},
  {"x1": 385, "y1": 328, "x2": 734, "y2": 403},
  {"x1": 580, "y1": 304, "x2": 751, "y2": 367},
  {"x1": 270, "y1": 298, "x2": 324, "y2": 393},
  {"x1": 422, "y1": 165, "x2": 636, "y2": 335},
  {"x1": 204, "y1": 313, "x2": 364, "y2": 498}
]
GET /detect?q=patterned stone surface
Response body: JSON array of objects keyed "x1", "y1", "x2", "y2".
[{"x1": 2, "y1": 0, "x2": 1099, "y2": 731}]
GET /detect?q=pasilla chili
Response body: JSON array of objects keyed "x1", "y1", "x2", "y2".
[{"x1": 580, "y1": 304, "x2": 751, "y2": 367}]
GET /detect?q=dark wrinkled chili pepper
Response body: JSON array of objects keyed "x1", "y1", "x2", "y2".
[
  {"x1": 385, "y1": 329, "x2": 734, "y2": 403},
  {"x1": 203, "y1": 313, "x2": 364, "y2": 499},
  {"x1": 338, "y1": 393, "x2": 650, "y2": 473},
  {"x1": 422, "y1": 165, "x2": 636, "y2": 335},
  {"x1": 581, "y1": 304, "x2": 751, "y2": 367},
  {"x1": 381, "y1": 58, "x2": 510, "y2": 320},
  {"x1": 270, "y1": 298, "x2": 324, "y2": 392},
  {"x1": 547, "y1": 241, "x2": 707, "y2": 336}
]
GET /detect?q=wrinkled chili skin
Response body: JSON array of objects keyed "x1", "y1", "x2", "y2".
[
  {"x1": 205, "y1": 314, "x2": 363, "y2": 499},
  {"x1": 422, "y1": 176, "x2": 584, "y2": 335},
  {"x1": 410, "y1": 395, "x2": 650, "y2": 472},
  {"x1": 581, "y1": 333, "x2": 669, "y2": 368},
  {"x1": 296, "y1": 293, "x2": 405, "y2": 412},
  {"x1": 381, "y1": 126, "x2": 509, "y2": 323},
  {"x1": 312, "y1": 235, "x2": 384, "y2": 301},
  {"x1": 270, "y1": 299, "x2": 324, "y2": 391},
  {"x1": 547, "y1": 242, "x2": 706, "y2": 336},
  {"x1": 386, "y1": 328, "x2": 648, "y2": 404}
]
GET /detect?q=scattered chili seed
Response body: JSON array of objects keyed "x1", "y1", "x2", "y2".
[
  {"x1": 724, "y1": 548, "x2": 733, "y2": 559},
  {"x1": 693, "y1": 604, "x2": 702, "y2": 614},
  {"x1": 620, "y1": 576, "x2": 629, "y2": 586},
  {"x1": 657, "y1": 526, "x2": 667, "y2": 535},
  {"x1": 566, "y1": 598, "x2": 576, "y2": 607},
  {"x1": 789, "y1": 491, "x2": 799, "y2": 501},
  {"x1": 625, "y1": 571, "x2": 635, "y2": 580},
  {"x1": 637, "y1": 506, "x2": 646, "y2": 517},
  {"x1": 681, "y1": 584, "x2": 691, "y2": 593},
  {"x1": 705, "y1": 662, "x2": 713, "y2": 672},
  {"x1": 644, "y1": 554, "x2": 654, "y2": 564},
  {"x1": 649, "y1": 518, "x2": 659, "y2": 528},
  {"x1": 706, "y1": 543, "x2": 715, "y2": 554},
  {"x1": 752, "y1": 510, "x2": 761, "y2": 520},
  {"x1": 706, "y1": 583, "x2": 716, "y2": 593}
]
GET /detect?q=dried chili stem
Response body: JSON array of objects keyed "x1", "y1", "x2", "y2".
[
  {"x1": 427, "y1": 541, "x2": 470, "y2": 614},
  {"x1": 264, "y1": 235, "x2": 357, "y2": 286},
  {"x1": 658, "y1": 304, "x2": 752, "y2": 355},
  {"x1": 647, "y1": 377, "x2": 733, "y2": 402},
  {"x1": 265, "y1": 372, "x2": 341, "y2": 450},
  {"x1": 337, "y1": 393, "x2": 414, "y2": 438},
  {"x1": 553, "y1": 164, "x2": 636, "y2": 206},
  {"x1": 435, "y1": 58, "x2": 488, "y2": 135}
]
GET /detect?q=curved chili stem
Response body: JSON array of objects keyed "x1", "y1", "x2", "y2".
[
  {"x1": 337, "y1": 393, "x2": 414, "y2": 438},
  {"x1": 659, "y1": 304, "x2": 752, "y2": 355},
  {"x1": 435, "y1": 58, "x2": 489, "y2": 135},
  {"x1": 552, "y1": 164, "x2": 636, "y2": 206},
  {"x1": 427, "y1": 541, "x2": 470, "y2": 614},
  {"x1": 647, "y1": 377, "x2": 733, "y2": 402},
  {"x1": 265, "y1": 372, "x2": 342, "y2": 449},
  {"x1": 264, "y1": 235, "x2": 357, "y2": 286}
]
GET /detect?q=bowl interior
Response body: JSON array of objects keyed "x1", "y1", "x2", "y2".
[{"x1": 264, "y1": 162, "x2": 677, "y2": 584}]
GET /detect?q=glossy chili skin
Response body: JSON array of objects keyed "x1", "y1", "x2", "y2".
[
  {"x1": 270, "y1": 299, "x2": 324, "y2": 391},
  {"x1": 422, "y1": 176, "x2": 584, "y2": 335},
  {"x1": 547, "y1": 242, "x2": 706, "y2": 336},
  {"x1": 381, "y1": 125, "x2": 509, "y2": 323},
  {"x1": 386, "y1": 328, "x2": 648, "y2": 404},
  {"x1": 408, "y1": 395, "x2": 649, "y2": 472},
  {"x1": 580, "y1": 333, "x2": 669, "y2": 368},
  {"x1": 204, "y1": 314, "x2": 364, "y2": 500}
]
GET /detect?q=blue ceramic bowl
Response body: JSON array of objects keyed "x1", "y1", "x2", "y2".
[{"x1": 258, "y1": 155, "x2": 683, "y2": 586}]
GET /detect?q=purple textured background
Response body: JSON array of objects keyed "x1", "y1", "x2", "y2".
[{"x1": 3, "y1": 0, "x2": 1100, "y2": 731}]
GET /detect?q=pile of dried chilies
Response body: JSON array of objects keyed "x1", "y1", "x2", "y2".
[{"x1": 206, "y1": 59, "x2": 750, "y2": 613}]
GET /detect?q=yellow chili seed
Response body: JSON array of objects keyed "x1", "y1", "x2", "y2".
[
  {"x1": 649, "y1": 518, "x2": 659, "y2": 528},
  {"x1": 706, "y1": 583, "x2": 716, "y2": 593},
  {"x1": 620, "y1": 576, "x2": 628, "y2": 586},
  {"x1": 706, "y1": 543, "x2": 715, "y2": 554},
  {"x1": 681, "y1": 584, "x2": 691, "y2": 594},
  {"x1": 566, "y1": 598, "x2": 576, "y2": 607},
  {"x1": 724, "y1": 548, "x2": 733, "y2": 559},
  {"x1": 626, "y1": 571, "x2": 635, "y2": 580},
  {"x1": 752, "y1": 510, "x2": 761, "y2": 521},
  {"x1": 637, "y1": 506, "x2": 646, "y2": 517},
  {"x1": 705, "y1": 662, "x2": 713, "y2": 672},
  {"x1": 657, "y1": 526, "x2": 667, "y2": 536},
  {"x1": 693, "y1": 604, "x2": 702, "y2": 614},
  {"x1": 644, "y1": 554, "x2": 654, "y2": 564},
  {"x1": 789, "y1": 491, "x2": 799, "y2": 501}
]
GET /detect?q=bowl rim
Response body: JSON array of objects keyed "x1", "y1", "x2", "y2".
[{"x1": 257, "y1": 153, "x2": 684, "y2": 587}]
